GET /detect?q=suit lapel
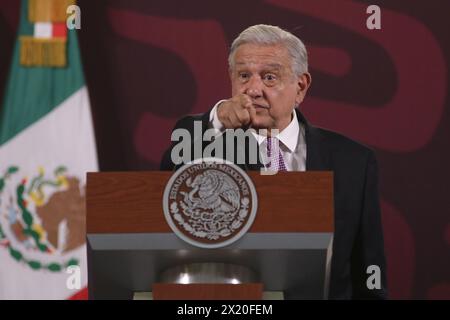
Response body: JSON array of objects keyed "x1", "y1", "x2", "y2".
[{"x1": 295, "y1": 109, "x2": 332, "y2": 171}]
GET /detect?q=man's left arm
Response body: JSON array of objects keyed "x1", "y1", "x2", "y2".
[{"x1": 351, "y1": 150, "x2": 388, "y2": 299}]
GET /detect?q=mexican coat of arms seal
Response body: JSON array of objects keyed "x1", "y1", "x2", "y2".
[{"x1": 162, "y1": 158, "x2": 258, "y2": 248}]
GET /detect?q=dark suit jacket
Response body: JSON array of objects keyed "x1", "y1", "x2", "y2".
[{"x1": 160, "y1": 108, "x2": 388, "y2": 299}]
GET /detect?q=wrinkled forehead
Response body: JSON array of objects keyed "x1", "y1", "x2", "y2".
[
  {"x1": 235, "y1": 61, "x2": 284, "y2": 70},
  {"x1": 232, "y1": 43, "x2": 292, "y2": 71}
]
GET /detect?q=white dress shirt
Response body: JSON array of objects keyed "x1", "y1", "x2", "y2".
[{"x1": 209, "y1": 100, "x2": 307, "y2": 171}]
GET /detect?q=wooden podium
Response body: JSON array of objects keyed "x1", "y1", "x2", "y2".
[{"x1": 86, "y1": 171, "x2": 333, "y2": 300}]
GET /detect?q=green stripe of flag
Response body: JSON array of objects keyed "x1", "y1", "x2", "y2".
[{"x1": 0, "y1": 0, "x2": 85, "y2": 145}]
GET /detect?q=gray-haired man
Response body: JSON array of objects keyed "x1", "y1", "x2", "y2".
[{"x1": 161, "y1": 24, "x2": 388, "y2": 299}]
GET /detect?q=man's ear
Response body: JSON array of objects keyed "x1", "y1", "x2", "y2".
[{"x1": 296, "y1": 72, "x2": 312, "y2": 105}]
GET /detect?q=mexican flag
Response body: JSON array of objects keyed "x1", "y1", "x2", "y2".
[{"x1": 0, "y1": 0, "x2": 97, "y2": 299}]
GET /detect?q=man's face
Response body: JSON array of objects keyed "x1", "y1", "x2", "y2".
[{"x1": 230, "y1": 43, "x2": 311, "y2": 131}]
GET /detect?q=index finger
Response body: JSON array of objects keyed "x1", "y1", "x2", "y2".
[{"x1": 239, "y1": 94, "x2": 253, "y2": 109}]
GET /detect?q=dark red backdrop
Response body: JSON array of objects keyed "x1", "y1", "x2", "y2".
[{"x1": 1, "y1": 0, "x2": 449, "y2": 299}]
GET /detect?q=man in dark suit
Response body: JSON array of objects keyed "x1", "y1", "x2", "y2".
[{"x1": 160, "y1": 24, "x2": 387, "y2": 299}]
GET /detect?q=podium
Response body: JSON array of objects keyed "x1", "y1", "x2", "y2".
[{"x1": 86, "y1": 171, "x2": 333, "y2": 299}]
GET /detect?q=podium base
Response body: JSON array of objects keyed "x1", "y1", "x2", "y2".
[
  {"x1": 138, "y1": 283, "x2": 278, "y2": 300},
  {"x1": 133, "y1": 290, "x2": 284, "y2": 300}
]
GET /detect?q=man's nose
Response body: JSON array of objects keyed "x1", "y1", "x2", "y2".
[{"x1": 244, "y1": 76, "x2": 263, "y2": 98}]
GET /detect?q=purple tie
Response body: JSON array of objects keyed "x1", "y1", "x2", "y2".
[{"x1": 266, "y1": 137, "x2": 287, "y2": 171}]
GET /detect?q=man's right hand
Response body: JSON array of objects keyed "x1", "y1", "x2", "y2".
[{"x1": 216, "y1": 94, "x2": 257, "y2": 129}]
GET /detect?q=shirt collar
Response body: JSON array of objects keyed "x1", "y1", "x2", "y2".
[{"x1": 251, "y1": 110, "x2": 299, "y2": 152}]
